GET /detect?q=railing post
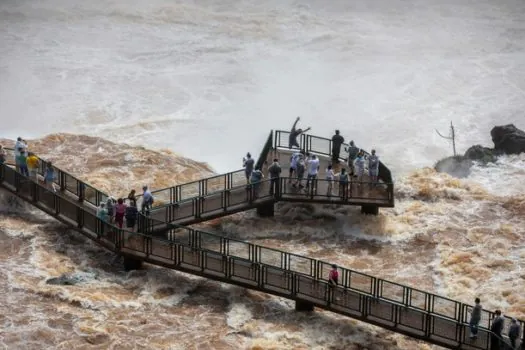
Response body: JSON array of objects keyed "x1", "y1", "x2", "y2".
[
  {"x1": 78, "y1": 182, "x2": 84, "y2": 202},
  {"x1": 59, "y1": 171, "x2": 66, "y2": 192},
  {"x1": 77, "y1": 206, "x2": 83, "y2": 228},
  {"x1": 30, "y1": 181, "x2": 37, "y2": 202},
  {"x1": 456, "y1": 302, "x2": 464, "y2": 343}
]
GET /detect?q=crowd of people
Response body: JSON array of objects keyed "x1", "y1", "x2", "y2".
[
  {"x1": 1, "y1": 137, "x2": 155, "y2": 232},
  {"x1": 96, "y1": 186, "x2": 154, "y2": 230},
  {"x1": 469, "y1": 298, "x2": 522, "y2": 349},
  {"x1": 242, "y1": 118, "x2": 381, "y2": 198}
]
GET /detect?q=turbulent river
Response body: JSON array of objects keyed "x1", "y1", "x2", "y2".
[{"x1": 1, "y1": 0, "x2": 525, "y2": 349}]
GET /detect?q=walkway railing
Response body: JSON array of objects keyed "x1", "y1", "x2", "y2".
[{"x1": 0, "y1": 163, "x2": 522, "y2": 349}]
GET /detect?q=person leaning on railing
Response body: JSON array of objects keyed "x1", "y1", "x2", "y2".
[
  {"x1": 508, "y1": 318, "x2": 521, "y2": 349},
  {"x1": 490, "y1": 310, "x2": 505, "y2": 350}
]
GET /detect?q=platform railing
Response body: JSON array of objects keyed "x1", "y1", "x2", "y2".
[
  {"x1": 273, "y1": 130, "x2": 394, "y2": 184},
  {"x1": 0, "y1": 163, "x2": 521, "y2": 349}
]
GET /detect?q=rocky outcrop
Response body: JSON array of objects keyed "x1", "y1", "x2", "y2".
[
  {"x1": 435, "y1": 124, "x2": 524, "y2": 178},
  {"x1": 46, "y1": 272, "x2": 95, "y2": 286},
  {"x1": 464, "y1": 145, "x2": 497, "y2": 163},
  {"x1": 491, "y1": 124, "x2": 525, "y2": 155},
  {"x1": 434, "y1": 156, "x2": 472, "y2": 178}
]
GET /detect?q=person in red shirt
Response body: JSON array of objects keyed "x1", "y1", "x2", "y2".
[{"x1": 328, "y1": 264, "x2": 339, "y2": 286}]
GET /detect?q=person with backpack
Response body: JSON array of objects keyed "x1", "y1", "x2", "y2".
[
  {"x1": 268, "y1": 159, "x2": 281, "y2": 195},
  {"x1": 338, "y1": 168, "x2": 349, "y2": 200},
  {"x1": 250, "y1": 167, "x2": 264, "y2": 199}
]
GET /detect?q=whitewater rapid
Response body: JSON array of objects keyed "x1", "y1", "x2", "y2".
[
  {"x1": 1, "y1": 0, "x2": 525, "y2": 349},
  {"x1": 2, "y1": 0, "x2": 525, "y2": 173}
]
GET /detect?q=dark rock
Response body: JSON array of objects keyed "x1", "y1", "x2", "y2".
[
  {"x1": 464, "y1": 145, "x2": 497, "y2": 163},
  {"x1": 491, "y1": 124, "x2": 525, "y2": 155},
  {"x1": 45, "y1": 272, "x2": 95, "y2": 286},
  {"x1": 46, "y1": 275, "x2": 79, "y2": 286},
  {"x1": 434, "y1": 156, "x2": 472, "y2": 178}
]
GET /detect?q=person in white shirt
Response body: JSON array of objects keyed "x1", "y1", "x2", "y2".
[
  {"x1": 354, "y1": 151, "x2": 365, "y2": 184},
  {"x1": 325, "y1": 165, "x2": 335, "y2": 196},
  {"x1": 288, "y1": 151, "x2": 300, "y2": 183},
  {"x1": 141, "y1": 186, "x2": 154, "y2": 215},
  {"x1": 14, "y1": 137, "x2": 27, "y2": 172},
  {"x1": 305, "y1": 154, "x2": 320, "y2": 190}
]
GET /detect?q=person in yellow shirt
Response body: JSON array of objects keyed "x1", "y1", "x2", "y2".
[{"x1": 26, "y1": 152, "x2": 39, "y2": 181}]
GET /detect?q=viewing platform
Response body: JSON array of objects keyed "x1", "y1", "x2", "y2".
[{"x1": 142, "y1": 130, "x2": 394, "y2": 230}]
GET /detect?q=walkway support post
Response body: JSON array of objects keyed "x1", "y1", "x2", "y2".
[
  {"x1": 256, "y1": 202, "x2": 274, "y2": 217},
  {"x1": 295, "y1": 300, "x2": 314, "y2": 312},
  {"x1": 361, "y1": 205, "x2": 379, "y2": 215},
  {"x1": 123, "y1": 256, "x2": 143, "y2": 271}
]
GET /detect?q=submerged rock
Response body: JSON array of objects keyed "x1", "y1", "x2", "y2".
[
  {"x1": 491, "y1": 124, "x2": 525, "y2": 155},
  {"x1": 46, "y1": 272, "x2": 95, "y2": 286},
  {"x1": 434, "y1": 156, "x2": 472, "y2": 178}
]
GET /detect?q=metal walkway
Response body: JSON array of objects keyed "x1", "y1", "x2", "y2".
[{"x1": 0, "y1": 141, "x2": 522, "y2": 349}]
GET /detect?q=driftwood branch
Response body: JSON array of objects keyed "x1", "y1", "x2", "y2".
[{"x1": 436, "y1": 121, "x2": 457, "y2": 156}]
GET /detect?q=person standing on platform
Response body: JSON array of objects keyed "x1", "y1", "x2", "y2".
[
  {"x1": 368, "y1": 149, "x2": 380, "y2": 185},
  {"x1": 354, "y1": 151, "x2": 365, "y2": 183},
  {"x1": 288, "y1": 117, "x2": 311, "y2": 149},
  {"x1": 490, "y1": 310, "x2": 505, "y2": 350},
  {"x1": 345, "y1": 141, "x2": 360, "y2": 176},
  {"x1": 14, "y1": 137, "x2": 27, "y2": 172},
  {"x1": 250, "y1": 167, "x2": 264, "y2": 198},
  {"x1": 328, "y1": 264, "x2": 339, "y2": 286},
  {"x1": 27, "y1": 152, "x2": 39, "y2": 181},
  {"x1": 125, "y1": 201, "x2": 138, "y2": 231},
  {"x1": 288, "y1": 151, "x2": 300, "y2": 183},
  {"x1": 268, "y1": 159, "x2": 282, "y2": 195},
  {"x1": 127, "y1": 189, "x2": 137, "y2": 207},
  {"x1": 338, "y1": 168, "x2": 349, "y2": 199},
  {"x1": 331, "y1": 130, "x2": 345, "y2": 164},
  {"x1": 325, "y1": 165, "x2": 335, "y2": 196},
  {"x1": 141, "y1": 186, "x2": 154, "y2": 215},
  {"x1": 294, "y1": 153, "x2": 306, "y2": 188},
  {"x1": 243, "y1": 152, "x2": 255, "y2": 184},
  {"x1": 305, "y1": 154, "x2": 320, "y2": 191},
  {"x1": 508, "y1": 318, "x2": 521, "y2": 349},
  {"x1": 469, "y1": 297, "x2": 482, "y2": 339}
]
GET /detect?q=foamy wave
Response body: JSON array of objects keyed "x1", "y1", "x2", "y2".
[{"x1": 0, "y1": 133, "x2": 215, "y2": 196}]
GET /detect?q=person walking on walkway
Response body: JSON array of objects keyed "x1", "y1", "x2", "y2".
[
  {"x1": 268, "y1": 159, "x2": 281, "y2": 195},
  {"x1": 508, "y1": 318, "x2": 521, "y2": 349},
  {"x1": 368, "y1": 149, "x2": 379, "y2": 185},
  {"x1": 27, "y1": 152, "x2": 39, "y2": 181},
  {"x1": 14, "y1": 137, "x2": 27, "y2": 172},
  {"x1": 243, "y1": 152, "x2": 255, "y2": 184},
  {"x1": 331, "y1": 130, "x2": 345, "y2": 164},
  {"x1": 469, "y1": 297, "x2": 482, "y2": 339},
  {"x1": 288, "y1": 117, "x2": 311, "y2": 149},
  {"x1": 345, "y1": 141, "x2": 360, "y2": 176},
  {"x1": 490, "y1": 310, "x2": 505, "y2": 350},
  {"x1": 328, "y1": 264, "x2": 339, "y2": 286},
  {"x1": 16, "y1": 148, "x2": 29, "y2": 176},
  {"x1": 44, "y1": 162, "x2": 56, "y2": 192},
  {"x1": 114, "y1": 198, "x2": 127, "y2": 229}
]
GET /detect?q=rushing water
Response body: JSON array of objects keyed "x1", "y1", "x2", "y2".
[{"x1": 1, "y1": 0, "x2": 525, "y2": 349}]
